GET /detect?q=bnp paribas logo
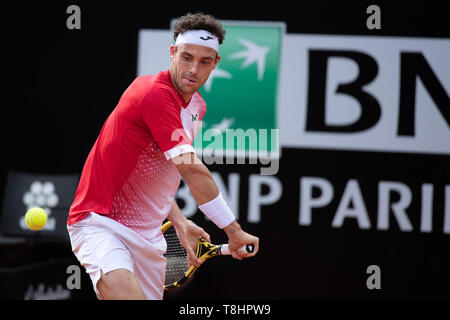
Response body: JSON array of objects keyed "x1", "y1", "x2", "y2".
[{"x1": 195, "y1": 21, "x2": 285, "y2": 175}]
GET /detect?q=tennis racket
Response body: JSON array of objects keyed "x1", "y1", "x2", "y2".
[{"x1": 161, "y1": 220, "x2": 254, "y2": 289}]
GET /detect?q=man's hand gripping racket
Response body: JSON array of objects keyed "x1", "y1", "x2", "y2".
[{"x1": 162, "y1": 221, "x2": 257, "y2": 289}]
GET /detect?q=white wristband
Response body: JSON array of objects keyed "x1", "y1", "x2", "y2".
[{"x1": 198, "y1": 193, "x2": 235, "y2": 229}]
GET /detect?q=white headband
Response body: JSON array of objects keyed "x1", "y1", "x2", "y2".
[{"x1": 175, "y1": 29, "x2": 219, "y2": 53}]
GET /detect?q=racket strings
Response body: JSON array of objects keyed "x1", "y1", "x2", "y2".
[{"x1": 163, "y1": 226, "x2": 189, "y2": 286}]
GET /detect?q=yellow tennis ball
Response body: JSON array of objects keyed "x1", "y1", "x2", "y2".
[{"x1": 25, "y1": 207, "x2": 48, "y2": 231}]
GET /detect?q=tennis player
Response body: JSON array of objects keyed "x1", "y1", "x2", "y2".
[{"x1": 67, "y1": 13, "x2": 259, "y2": 300}]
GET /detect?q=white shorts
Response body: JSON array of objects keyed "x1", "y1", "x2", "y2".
[{"x1": 67, "y1": 212, "x2": 167, "y2": 300}]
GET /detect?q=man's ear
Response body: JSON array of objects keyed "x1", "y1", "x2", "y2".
[
  {"x1": 170, "y1": 45, "x2": 176, "y2": 61},
  {"x1": 215, "y1": 55, "x2": 221, "y2": 66}
]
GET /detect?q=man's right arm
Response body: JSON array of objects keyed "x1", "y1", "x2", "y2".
[
  {"x1": 171, "y1": 152, "x2": 259, "y2": 259},
  {"x1": 171, "y1": 152, "x2": 219, "y2": 205}
]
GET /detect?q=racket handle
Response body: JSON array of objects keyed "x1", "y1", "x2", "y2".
[{"x1": 220, "y1": 243, "x2": 255, "y2": 255}]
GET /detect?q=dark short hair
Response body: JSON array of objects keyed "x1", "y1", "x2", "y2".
[{"x1": 173, "y1": 12, "x2": 226, "y2": 44}]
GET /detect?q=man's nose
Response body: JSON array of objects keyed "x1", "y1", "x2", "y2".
[{"x1": 189, "y1": 61, "x2": 199, "y2": 76}]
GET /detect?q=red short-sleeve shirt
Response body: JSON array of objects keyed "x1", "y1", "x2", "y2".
[{"x1": 67, "y1": 70, "x2": 206, "y2": 241}]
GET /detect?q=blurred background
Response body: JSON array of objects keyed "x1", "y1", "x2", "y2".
[{"x1": 2, "y1": 0, "x2": 449, "y2": 300}]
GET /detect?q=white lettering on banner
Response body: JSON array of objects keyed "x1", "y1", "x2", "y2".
[
  {"x1": 444, "y1": 186, "x2": 450, "y2": 233},
  {"x1": 299, "y1": 177, "x2": 450, "y2": 234},
  {"x1": 331, "y1": 179, "x2": 371, "y2": 229},
  {"x1": 176, "y1": 172, "x2": 450, "y2": 235},
  {"x1": 377, "y1": 181, "x2": 413, "y2": 232},
  {"x1": 420, "y1": 184, "x2": 433, "y2": 233},
  {"x1": 279, "y1": 35, "x2": 450, "y2": 155},
  {"x1": 299, "y1": 177, "x2": 333, "y2": 225},
  {"x1": 177, "y1": 173, "x2": 241, "y2": 220},
  {"x1": 248, "y1": 175, "x2": 282, "y2": 223}
]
